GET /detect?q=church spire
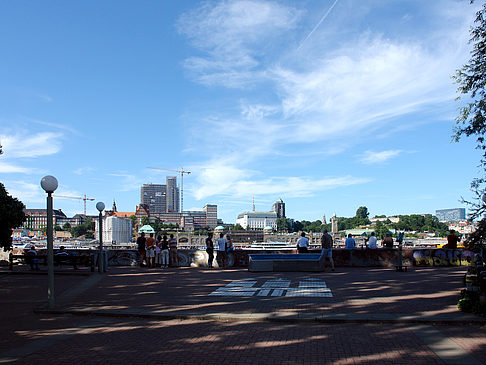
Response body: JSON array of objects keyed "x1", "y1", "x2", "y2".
[{"x1": 112, "y1": 199, "x2": 117, "y2": 212}]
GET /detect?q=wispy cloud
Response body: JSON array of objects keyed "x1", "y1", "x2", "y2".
[
  {"x1": 3, "y1": 180, "x2": 45, "y2": 204},
  {"x1": 108, "y1": 173, "x2": 146, "y2": 192},
  {"x1": 359, "y1": 150, "x2": 403, "y2": 165},
  {"x1": 74, "y1": 167, "x2": 96, "y2": 175},
  {"x1": 0, "y1": 132, "x2": 63, "y2": 158},
  {"x1": 178, "y1": 0, "x2": 474, "y2": 204},
  {"x1": 0, "y1": 161, "x2": 42, "y2": 174},
  {"x1": 24, "y1": 117, "x2": 79, "y2": 135},
  {"x1": 177, "y1": 0, "x2": 301, "y2": 87}
]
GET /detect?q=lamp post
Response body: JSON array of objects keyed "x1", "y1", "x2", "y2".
[
  {"x1": 96, "y1": 202, "x2": 105, "y2": 273},
  {"x1": 40, "y1": 175, "x2": 58, "y2": 309}
]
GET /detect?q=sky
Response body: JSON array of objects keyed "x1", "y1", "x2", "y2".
[{"x1": 0, "y1": 0, "x2": 483, "y2": 223}]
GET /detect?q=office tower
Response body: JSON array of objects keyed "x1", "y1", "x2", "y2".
[
  {"x1": 140, "y1": 184, "x2": 166, "y2": 214},
  {"x1": 203, "y1": 204, "x2": 218, "y2": 228},
  {"x1": 166, "y1": 176, "x2": 180, "y2": 213}
]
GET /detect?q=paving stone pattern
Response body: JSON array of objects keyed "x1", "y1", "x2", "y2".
[{"x1": 210, "y1": 277, "x2": 332, "y2": 297}]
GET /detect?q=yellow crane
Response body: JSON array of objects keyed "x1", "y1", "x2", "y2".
[
  {"x1": 53, "y1": 194, "x2": 95, "y2": 216},
  {"x1": 147, "y1": 167, "x2": 191, "y2": 213}
]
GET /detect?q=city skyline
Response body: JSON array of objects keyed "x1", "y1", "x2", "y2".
[{"x1": 0, "y1": 0, "x2": 480, "y2": 223}]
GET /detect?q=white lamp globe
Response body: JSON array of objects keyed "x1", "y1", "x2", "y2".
[
  {"x1": 96, "y1": 202, "x2": 105, "y2": 212},
  {"x1": 40, "y1": 175, "x2": 58, "y2": 193}
]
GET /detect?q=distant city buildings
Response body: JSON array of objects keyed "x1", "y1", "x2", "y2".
[
  {"x1": 140, "y1": 177, "x2": 180, "y2": 214},
  {"x1": 236, "y1": 199, "x2": 286, "y2": 230},
  {"x1": 435, "y1": 208, "x2": 466, "y2": 222}
]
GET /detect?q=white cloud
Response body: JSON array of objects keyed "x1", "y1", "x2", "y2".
[
  {"x1": 192, "y1": 161, "x2": 371, "y2": 200},
  {"x1": 177, "y1": 0, "x2": 301, "y2": 87},
  {"x1": 0, "y1": 132, "x2": 63, "y2": 158},
  {"x1": 179, "y1": 0, "x2": 474, "y2": 204},
  {"x1": 0, "y1": 161, "x2": 42, "y2": 174},
  {"x1": 74, "y1": 167, "x2": 96, "y2": 175},
  {"x1": 359, "y1": 150, "x2": 403, "y2": 165},
  {"x1": 3, "y1": 180, "x2": 45, "y2": 204}
]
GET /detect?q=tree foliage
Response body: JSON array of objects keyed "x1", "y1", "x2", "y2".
[
  {"x1": 454, "y1": 2, "x2": 486, "y2": 254},
  {"x1": 355, "y1": 206, "x2": 369, "y2": 219},
  {"x1": 70, "y1": 217, "x2": 94, "y2": 238},
  {"x1": 0, "y1": 183, "x2": 26, "y2": 250},
  {"x1": 276, "y1": 218, "x2": 291, "y2": 232}
]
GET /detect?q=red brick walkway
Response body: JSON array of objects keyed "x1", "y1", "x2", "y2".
[{"x1": 1, "y1": 266, "x2": 485, "y2": 364}]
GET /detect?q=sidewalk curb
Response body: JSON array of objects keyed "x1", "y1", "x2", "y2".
[{"x1": 33, "y1": 307, "x2": 486, "y2": 325}]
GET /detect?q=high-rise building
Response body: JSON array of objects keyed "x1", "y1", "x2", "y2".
[
  {"x1": 166, "y1": 176, "x2": 180, "y2": 213},
  {"x1": 140, "y1": 184, "x2": 166, "y2": 214},
  {"x1": 272, "y1": 199, "x2": 285, "y2": 218},
  {"x1": 435, "y1": 208, "x2": 466, "y2": 222},
  {"x1": 203, "y1": 204, "x2": 218, "y2": 228}
]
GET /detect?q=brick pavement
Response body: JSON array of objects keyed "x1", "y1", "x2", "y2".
[{"x1": 1, "y1": 266, "x2": 485, "y2": 364}]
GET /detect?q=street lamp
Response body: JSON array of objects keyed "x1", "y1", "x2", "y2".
[
  {"x1": 96, "y1": 201, "x2": 105, "y2": 273},
  {"x1": 40, "y1": 175, "x2": 58, "y2": 309}
]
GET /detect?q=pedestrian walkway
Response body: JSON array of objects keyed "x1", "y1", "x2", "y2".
[{"x1": 1, "y1": 266, "x2": 485, "y2": 364}]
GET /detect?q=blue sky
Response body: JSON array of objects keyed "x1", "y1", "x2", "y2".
[{"x1": 0, "y1": 0, "x2": 482, "y2": 223}]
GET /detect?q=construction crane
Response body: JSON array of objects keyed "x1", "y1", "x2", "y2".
[
  {"x1": 53, "y1": 194, "x2": 95, "y2": 216},
  {"x1": 147, "y1": 167, "x2": 191, "y2": 213}
]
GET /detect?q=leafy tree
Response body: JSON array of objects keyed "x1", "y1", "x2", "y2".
[
  {"x1": 355, "y1": 206, "x2": 369, "y2": 219},
  {"x1": 232, "y1": 224, "x2": 244, "y2": 231},
  {"x1": 276, "y1": 218, "x2": 290, "y2": 232},
  {"x1": 454, "y1": 2, "x2": 486, "y2": 254},
  {"x1": 70, "y1": 217, "x2": 94, "y2": 238},
  {"x1": 63, "y1": 222, "x2": 71, "y2": 230},
  {"x1": 0, "y1": 183, "x2": 26, "y2": 250},
  {"x1": 141, "y1": 216, "x2": 150, "y2": 226},
  {"x1": 292, "y1": 221, "x2": 304, "y2": 232}
]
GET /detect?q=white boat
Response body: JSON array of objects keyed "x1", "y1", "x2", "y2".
[{"x1": 243, "y1": 241, "x2": 296, "y2": 251}]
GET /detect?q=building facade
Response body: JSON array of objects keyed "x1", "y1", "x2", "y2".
[
  {"x1": 236, "y1": 211, "x2": 278, "y2": 230},
  {"x1": 95, "y1": 216, "x2": 132, "y2": 244},
  {"x1": 140, "y1": 184, "x2": 166, "y2": 214},
  {"x1": 23, "y1": 209, "x2": 68, "y2": 230},
  {"x1": 140, "y1": 177, "x2": 180, "y2": 214},
  {"x1": 203, "y1": 204, "x2": 218, "y2": 228},
  {"x1": 435, "y1": 208, "x2": 466, "y2": 222},
  {"x1": 272, "y1": 199, "x2": 285, "y2": 218}
]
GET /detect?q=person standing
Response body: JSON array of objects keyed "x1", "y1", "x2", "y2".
[
  {"x1": 136, "y1": 232, "x2": 146, "y2": 267},
  {"x1": 446, "y1": 230, "x2": 460, "y2": 249},
  {"x1": 367, "y1": 232, "x2": 378, "y2": 249},
  {"x1": 216, "y1": 233, "x2": 228, "y2": 268},
  {"x1": 345, "y1": 234, "x2": 355, "y2": 250},
  {"x1": 169, "y1": 234, "x2": 179, "y2": 267},
  {"x1": 161, "y1": 235, "x2": 169, "y2": 268},
  {"x1": 145, "y1": 233, "x2": 155, "y2": 268},
  {"x1": 320, "y1": 229, "x2": 334, "y2": 271},
  {"x1": 155, "y1": 235, "x2": 162, "y2": 267},
  {"x1": 296, "y1": 232, "x2": 310, "y2": 253},
  {"x1": 206, "y1": 232, "x2": 214, "y2": 268}
]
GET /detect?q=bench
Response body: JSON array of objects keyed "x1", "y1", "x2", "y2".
[
  {"x1": 395, "y1": 264, "x2": 411, "y2": 272},
  {"x1": 9, "y1": 253, "x2": 94, "y2": 271},
  {"x1": 249, "y1": 253, "x2": 325, "y2": 272}
]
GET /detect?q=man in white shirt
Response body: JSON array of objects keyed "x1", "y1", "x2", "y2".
[
  {"x1": 296, "y1": 232, "x2": 310, "y2": 253},
  {"x1": 216, "y1": 233, "x2": 228, "y2": 268},
  {"x1": 368, "y1": 232, "x2": 378, "y2": 249}
]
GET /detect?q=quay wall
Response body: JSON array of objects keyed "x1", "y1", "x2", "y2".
[{"x1": 4, "y1": 247, "x2": 476, "y2": 268}]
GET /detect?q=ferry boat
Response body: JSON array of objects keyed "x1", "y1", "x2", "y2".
[{"x1": 242, "y1": 241, "x2": 296, "y2": 251}]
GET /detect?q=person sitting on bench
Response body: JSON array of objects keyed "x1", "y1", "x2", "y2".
[
  {"x1": 55, "y1": 246, "x2": 78, "y2": 269},
  {"x1": 25, "y1": 245, "x2": 40, "y2": 270}
]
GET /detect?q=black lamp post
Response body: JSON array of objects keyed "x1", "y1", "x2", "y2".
[
  {"x1": 40, "y1": 175, "x2": 58, "y2": 308},
  {"x1": 96, "y1": 202, "x2": 105, "y2": 273}
]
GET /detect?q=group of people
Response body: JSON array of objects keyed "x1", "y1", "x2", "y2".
[
  {"x1": 205, "y1": 232, "x2": 233, "y2": 269},
  {"x1": 136, "y1": 232, "x2": 179, "y2": 268},
  {"x1": 296, "y1": 230, "x2": 335, "y2": 272}
]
